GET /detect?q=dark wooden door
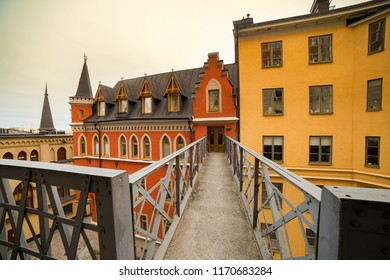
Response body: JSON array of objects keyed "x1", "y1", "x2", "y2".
[{"x1": 208, "y1": 126, "x2": 224, "y2": 152}]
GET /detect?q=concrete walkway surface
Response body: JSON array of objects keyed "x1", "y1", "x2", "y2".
[{"x1": 164, "y1": 153, "x2": 261, "y2": 260}]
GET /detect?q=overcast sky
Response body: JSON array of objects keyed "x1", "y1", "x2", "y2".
[{"x1": 0, "y1": 0, "x2": 367, "y2": 130}]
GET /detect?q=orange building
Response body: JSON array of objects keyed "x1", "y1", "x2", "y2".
[{"x1": 69, "y1": 52, "x2": 238, "y2": 227}]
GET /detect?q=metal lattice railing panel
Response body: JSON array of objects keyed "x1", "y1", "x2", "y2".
[
  {"x1": 226, "y1": 137, "x2": 321, "y2": 260},
  {"x1": 0, "y1": 160, "x2": 133, "y2": 260},
  {"x1": 128, "y1": 136, "x2": 207, "y2": 260}
]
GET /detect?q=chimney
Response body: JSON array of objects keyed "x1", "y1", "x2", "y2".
[{"x1": 310, "y1": 0, "x2": 330, "y2": 14}]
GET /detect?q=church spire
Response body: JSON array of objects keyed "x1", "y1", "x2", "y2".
[
  {"x1": 38, "y1": 83, "x2": 56, "y2": 134},
  {"x1": 74, "y1": 54, "x2": 93, "y2": 98}
]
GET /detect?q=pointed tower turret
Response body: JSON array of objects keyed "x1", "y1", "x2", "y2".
[
  {"x1": 38, "y1": 83, "x2": 56, "y2": 134},
  {"x1": 69, "y1": 54, "x2": 94, "y2": 125}
]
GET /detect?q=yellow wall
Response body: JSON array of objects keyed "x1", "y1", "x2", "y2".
[{"x1": 239, "y1": 14, "x2": 390, "y2": 189}]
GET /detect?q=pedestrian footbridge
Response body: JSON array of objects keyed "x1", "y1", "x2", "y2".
[{"x1": 0, "y1": 137, "x2": 389, "y2": 260}]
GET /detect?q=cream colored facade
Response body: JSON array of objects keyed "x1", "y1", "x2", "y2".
[{"x1": 0, "y1": 132, "x2": 76, "y2": 241}]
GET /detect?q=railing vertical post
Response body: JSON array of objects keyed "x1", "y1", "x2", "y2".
[
  {"x1": 95, "y1": 172, "x2": 134, "y2": 259},
  {"x1": 175, "y1": 155, "x2": 181, "y2": 217},
  {"x1": 252, "y1": 158, "x2": 260, "y2": 229},
  {"x1": 239, "y1": 147, "x2": 244, "y2": 192},
  {"x1": 128, "y1": 182, "x2": 137, "y2": 259},
  {"x1": 189, "y1": 146, "x2": 194, "y2": 187},
  {"x1": 233, "y1": 143, "x2": 237, "y2": 175},
  {"x1": 0, "y1": 184, "x2": 6, "y2": 260}
]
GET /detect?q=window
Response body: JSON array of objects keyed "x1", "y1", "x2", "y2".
[
  {"x1": 143, "y1": 96, "x2": 152, "y2": 114},
  {"x1": 103, "y1": 136, "x2": 110, "y2": 157},
  {"x1": 309, "y1": 85, "x2": 332, "y2": 114},
  {"x1": 263, "y1": 88, "x2": 283, "y2": 115},
  {"x1": 140, "y1": 214, "x2": 148, "y2": 231},
  {"x1": 208, "y1": 90, "x2": 220, "y2": 112},
  {"x1": 131, "y1": 136, "x2": 139, "y2": 159},
  {"x1": 63, "y1": 204, "x2": 73, "y2": 216},
  {"x1": 309, "y1": 136, "x2": 332, "y2": 164},
  {"x1": 143, "y1": 136, "x2": 151, "y2": 160},
  {"x1": 120, "y1": 136, "x2": 127, "y2": 158},
  {"x1": 366, "y1": 137, "x2": 380, "y2": 167},
  {"x1": 176, "y1": 136, "x2": 185, "y2": 151},
  {"x1": 18, "y1": 151, "x2": 27, "y2": 160},
  {"x1": 80, "y1": 136, "x2": 86, "y2": 156},
  {"x1": 261, "y1": 182, "x2": 283, "y2": 208},
  {"x1": 162, "y1": 136, "x2": 170, "y2": 158},
  {"x1": 79, "y1": 109, "x2": 84, "y2": 120},
  {"x1": 57, "y1": 187, "x2": 71, "y2": 201},
  {"x1": 367, "y1": 79, "x2": 382, "y2": 111},
  {"x1": 98, "y1": 101, "x2": 105, "y2": 116},
  {"x1": 30, "y1": 150, "x2": 39, "y2": 161},
  {"x1": 369, "y1": 18, "x2": 386, "y2": 54},
  {"x1": 261, "y1": 223, "x2": 278, "y2": 252},
  {"x1": 120, "y1": 99, "x2": 128, "y2": 113},
  {"x1": 262, "y1": 41, "x2": 282, "y2": 67},
  {"x1": 169, "y1": 93, "x2": 180, "y2": 112},
  {"x1": 309, "y1": 34, "x2": 332, "y2": 63},
  {"x1": 263, "y1": 136, "x2": 283, "y2": 162},
  {"x1": 93, "y1": 136, "x2": 99, "y2": 156},
  {"x1": 57, "y1": 147, "x2": 66, "y2": 161},
  {"x1": 13, "y1": 183, "x2": 33, "y2": 208},
  {"x1": 3, "y1": 152, "x2": 13, "y2": 159},
  {"x1": 139, "y1": 81, "x2": 153, "y2": 114},
  {"x1": 306, "y1": 228, "x2": 316, "y2": 255}
]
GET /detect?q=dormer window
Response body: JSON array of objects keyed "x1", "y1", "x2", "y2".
[
  {"x1": 115, "y1": 82, "x2": 128, "y2": 113},
  {"x1": 95, "y1": 86, "x2": 106, "y2": 117},
  {"x1": 164, "y1": 75, "x2": 181, "y2": 112},
  {"x1": 139, "y1": 80, "x2": 153, "y2": 114},
  {"x1": 98, "y1": 101, "x2": 105, "y2": 116}
]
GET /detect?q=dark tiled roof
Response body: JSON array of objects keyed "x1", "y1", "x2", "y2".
[
  {"x1": 237, "y1": 0, "x2": 390, "y2": 31},
  {"x1": 84, "y1": 63, "x2": 237, "y2": 124},
  {"x1": 74, "y1": 59, "x2": 93, "y2": 98},
  {"x1": 39, "y1": 85, "x2": 56, "y2": 133}
]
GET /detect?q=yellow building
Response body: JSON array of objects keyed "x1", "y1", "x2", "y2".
[
  {"x1": 234, "y1": 0, "x2": 390, "y2": 258},
  {"x1": 0, "y1": 85, "x2": 75, "y2": 242}
]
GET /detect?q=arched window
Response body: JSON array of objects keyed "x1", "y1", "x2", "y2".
[
  {"x1": 93, "y1": 136, "x2": 99, "y2": 156},
  {"x1": 18, "y1": 151, "x2": 27, "y2": 160},
  {"x1": 103, "y1": 136, "x2": 110, "y2": 157},
  {"x1": 30, "y1": 150, "x2": 39, "y2": 161},
  {"x1": 13, "y1": 183, "x2": 33, "y2": 208},
  {"x1": 176, "y1": 136, "x2": 185, "y2": 151},
  {"x1": 80, "y1": 136, "x2": 86, "y2": 156},
  {"x1": 57, "y1": 147, "x2": 67, "y2": 161},
  {"x1": 143, "y1": 136, "x2": 151, "y2": 160},
  {"x1": 3, "y1": 152, "x2": 13, "y2": 159},
  {"x1": 162, "y1": 136, "x2": 170, "y2": 158},
  {"x1": 120, "y1": 136, "x2": 127, "y2": 158},
  {"x1": 131, "y1": 136, "x2": 139, "y2": 159}
]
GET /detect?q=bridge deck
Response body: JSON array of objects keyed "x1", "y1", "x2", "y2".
[{"x1": 164, "y1": 153, "x2": 261, "y2": 260}]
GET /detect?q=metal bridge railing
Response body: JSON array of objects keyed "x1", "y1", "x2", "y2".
[
  {"x1": 0, "y1": 159, "x2": 133, "y2": 260},
  {"x1": 0, "y1": 136, "x2": 207, "y2": 260},
  {"x1": 226, "y1": 136, "x2": 322, "y2": 260},
  {"x1": 128, "y1": 136, "x2": 207, "y2": 260}
]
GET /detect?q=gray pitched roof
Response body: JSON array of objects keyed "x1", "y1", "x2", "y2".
[
  {"x1": 38, "y1": 84, "x2": 56, "y2": 133},
  {"x1": 84, "y1": 63, "x2": 237, "y2": 123},
  {"x1": 74, "y1": 56, "x2": 93, "y2": 98}
]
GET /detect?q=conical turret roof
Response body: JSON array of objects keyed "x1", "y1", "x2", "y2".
[
  {"x1": 74, "y1": 54, "x2": 93, "y2": 98},
  {"x1": 38, "y1": 84, "x2": 56, "y2": 134}
]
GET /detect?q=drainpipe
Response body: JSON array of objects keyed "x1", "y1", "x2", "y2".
[
  {"x1": 94, "y1": 122, "x2": 102, "y2": 168},
  {"x1": 188, "y1": 117, "x2": 194, "y2": 143}
]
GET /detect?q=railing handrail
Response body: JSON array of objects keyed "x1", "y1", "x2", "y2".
[
  {"x1": 128, "y1": 136, "x2": 207, "y2": 184},
  {"x1": 226, "y1": 136, "x2": 321, "y2": 201}
]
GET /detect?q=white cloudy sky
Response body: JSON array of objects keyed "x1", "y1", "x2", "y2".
[{"x1": 0, "y1": 0, "x2": 367, "y2": 130}]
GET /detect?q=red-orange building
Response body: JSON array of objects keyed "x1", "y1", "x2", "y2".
[{"x1": 69, "y1": 52, "x2": 237, "y2": 227}]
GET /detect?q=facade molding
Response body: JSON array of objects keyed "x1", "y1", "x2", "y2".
[{"x1": 193, "y1": 117, "x2": 239, "y2": 123}]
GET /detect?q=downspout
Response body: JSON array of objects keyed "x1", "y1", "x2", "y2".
[
  {"x1": 234, "y1": 22, "x2": 241, "y2": 142},
  {"x1": 94, "y1": 122, "x2": 102, "y2": 168}
]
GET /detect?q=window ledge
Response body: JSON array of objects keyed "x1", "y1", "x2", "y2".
[
  {"x1": 365, "y1": 164, "x2": 380, "y2": 169},
  {"x1": 309, "y1": 112, "x2": 333, "y2": 115},
  {"x1": 309, "y1": 162, "x2": 332, "y2": 166}
]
